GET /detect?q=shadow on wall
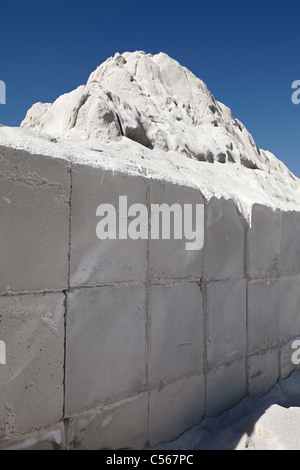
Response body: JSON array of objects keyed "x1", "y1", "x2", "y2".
[{"x1": 149, "y1": 371, "x2": 300, "y2": 450}]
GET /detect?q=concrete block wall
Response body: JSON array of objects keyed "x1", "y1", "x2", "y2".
[{"x1": 0, "y1": 145, "x2": 300, "y2": 450}]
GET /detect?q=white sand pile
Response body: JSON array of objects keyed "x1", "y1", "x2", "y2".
[{"x1": 0, "y1": 51, "x2": 299, "y2": 220}]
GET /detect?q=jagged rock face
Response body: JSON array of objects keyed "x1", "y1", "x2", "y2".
[{"x1": 20, "y1": 51, "x2": 289, "y2": 175}]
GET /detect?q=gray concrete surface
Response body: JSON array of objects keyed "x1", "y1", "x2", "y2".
[
  {"x1": 248, "y1": 349, "x2": 279, "y2": 397},
  {"x1": 0, "y1": 146, "x2": 70, "y2": 294},
  {"x1": 149, "y1": 181, "x2": 204, "y2": 280},
  {"x1": 149, "y1": 283, "x2": 203, "y2": 387},
  {"x1": 280, "y1": 211, "x2": 300, "y2": 274},
  {"x1": 65, "y1": 285, "x2": 147, "y2": 415},
  {"x1": 1, "y1": 146, "x2": 300, "y2": 449},
  {"x1": 204, "y1": 197, "x2": 245, "y2": 281},
  {"x1": 66, "y1": 393, "x2": 148, "y2": 450},
  {"x1": 206, "y1": 280, "x2": 246, "y2": 367},
  {"x1": 247, "y1": 279, "x2": 279, "y2": 355},
  {"x1": 206, "y1": 359, "x2": 246, "y2": 417},
  {"x1": 0, "y1": 293, "x2": 64, "y2": 439},
  {"x1": 247, "y1": 204, "x2": 281, "y2": 279},
  {"x1": 149, "y1": 375, "x2": 205, "y2": 447},
  {"x1": 70, "y1": 165, "x2": 148, "y2": 286}
]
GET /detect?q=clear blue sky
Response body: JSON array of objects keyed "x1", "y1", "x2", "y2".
[{"x1": 1, "y1": 0, "x2": 299, "y2": 175}]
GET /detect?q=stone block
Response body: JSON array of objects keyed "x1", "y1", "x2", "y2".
[
  {"x1": 149, "y1": 283, "x2": 203, "y2": 387},
  {"x1": 66, "y1": 393, "x2": 148, "y2": 450},
  {"x1": 65, "y1": 285, "x2": 147, "y2": 416},
  {"x1": 247, "y1": 204, "x2": 281, "y2": 278},
  {"x1": 149, "y1": 181, "x2": 204, "y2": 280},
  {"x1": 70, "y1": 164, "x2": 148, "y2": 286},
  {"x1": 278, "y1": 275, "x2": 300, "y2": 342},
  {"x1": 206, "y1": 359, "x2": 246, "y2": 417},
  {"x1": 0, "y1": 293, "x2": 64, "y2": 442},
  {"x1": 0, "y1": 146, "x2": 70, "y2": 293},
  {"x1": 248, "y1": 349, "x2": 279, "y2": 397},
  {"x1": 207, "y1": 280, "x2": 246, "y2": 367},
  {"x1": 149, "y1": 375, "x2": 205, "y2": 447},
  {"x1": 247, "y1": 280, "x2": 279, "y2": 355},
  {"x1": 0, "y1": 423, "x2": 65, "y2": 450},
  {"x1": 204, "y1": 197, "x2": 245, "y2": 280},
  {"x1": 280, "y1": 211, "x2": 300, "y2": 274}
]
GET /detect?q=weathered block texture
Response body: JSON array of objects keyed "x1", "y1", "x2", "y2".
[
  {"x1": 70, "y1": 165, "x2": 148, "y2": 286},
  {"x1": 149, "y1": 375, "x2": 205, "y2": 447},
  {"x1": 0, "y1": 424, "x2": 65, "y2": 450},
  {"x1": 65, "y1": 285, "x2": 147, "y2": 416},
  {"x1": 207, "y1": 280, "x2": 246, "y2": 367},
  {"x1": 0, "y1": 293, "x2": 64, "y2": 442},
  {"x1": 280, "y1": 211, "x2": 300, "y2": 274},
  {"x1": 278, "y1": 275, "x2": 300, "y2": 342},
  {"x1": 248, "y1": 349, "x2": 279, "y2": 397},
  {"x1": 66, "y1": 393, "x2": 148, "y2": 450},
  {"x1": 0, "y1": 146, "x2": 70, "y2": 293},
  {"x1": 204, "y1": 197, "x2": 245, "y2": 280},
  {"x1": 149, "y1": 283, "x2": 203, "y2": 387},
  {"x1": 247, "y1": 204, "x2": 281, "y2": 278},
  {"x1": 206, "y1": 359, "x2": 246, "y2": 417},
  {"x1": 247, "y1": 280, "x2": 279, "y2": 355},
  {"x1": 149, "y1": 181, "x2": 204, "y2": 280}
]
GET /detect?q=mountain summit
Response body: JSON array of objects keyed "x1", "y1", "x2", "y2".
[
  {"x1": 21, "y1": 51, "x2": 289, "y2": 175},
  {"x1": 0, "y1": 51, "x2": 298, "y2": 217}
]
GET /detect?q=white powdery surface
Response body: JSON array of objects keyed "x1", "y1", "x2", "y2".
[{"x1": 1, "y1": 51, "x2": 300, "y2": 219}]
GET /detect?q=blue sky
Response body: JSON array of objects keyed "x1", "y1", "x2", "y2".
[{"x1": 0, "y1": 0, "x2": 299, "y2": 175}]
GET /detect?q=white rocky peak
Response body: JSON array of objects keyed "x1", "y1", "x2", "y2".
[
  {"x1": 20, "y1": 51, "x2": 291, "y2": 177},
  {"x1": 0, "y1": 50, "x2": 297, "y2": 220}
]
